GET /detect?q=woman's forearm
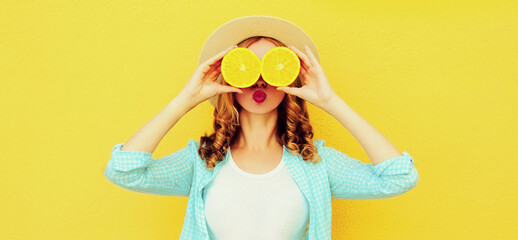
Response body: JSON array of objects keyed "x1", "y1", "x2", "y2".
[
  {"x1": 321, "y1": 94, "x2": 403, "y2": 165},
  {"x1": 120, "y1": 92, "x2": 195, "y2": 153}
]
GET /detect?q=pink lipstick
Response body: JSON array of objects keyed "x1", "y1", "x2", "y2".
[{"x1": 252, "y1": 90, "x2": 266, "y2": 103}]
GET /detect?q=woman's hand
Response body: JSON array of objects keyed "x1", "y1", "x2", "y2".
[
  {"x1": 180, "y1": 45, "x2": 243, "y2": 106},
  {"x1": 277, "y1": 45, "x2": 338, "y2": 109}
]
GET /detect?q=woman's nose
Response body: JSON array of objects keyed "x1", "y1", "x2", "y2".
[{"x1": 252, "y1": 78, "x2": 267, "y2": 88}]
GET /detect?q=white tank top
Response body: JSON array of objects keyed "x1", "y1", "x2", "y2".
[{"x1": 203, "y1": 146, "x2": 310, "y2": 240}]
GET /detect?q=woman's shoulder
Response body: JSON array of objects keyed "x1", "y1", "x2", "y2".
[
  {"x1": 312, "y1": 138, "x2": 327, "y2": 151},
  {"x1": 170, "y1": 139, "x2": 200, "y2": 159},
  {"x1": 187, "y1": 138, "x2": 200, "y2": 146}
]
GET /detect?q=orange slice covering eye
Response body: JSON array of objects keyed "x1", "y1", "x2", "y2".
[
  {"x1": 221, "y1": 48, "x2": 261, "y2": 88},
  {"x1": 260, "y1": 47, "x2": 300, "y2": 87}
]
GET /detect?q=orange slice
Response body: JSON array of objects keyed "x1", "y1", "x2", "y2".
[
  {"x1": 221, "y1": 47, "x2": 261, "y2": 88},
  {"x1": 260, "y1": 47, "x2": 300, "y2": 87}
]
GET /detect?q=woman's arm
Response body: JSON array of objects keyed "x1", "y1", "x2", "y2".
[
  {"x1": 104, "y1": 140, "x2": 197, "y2": 196},
  {"x1": 120, "y1": 92, "x2": 195, "y2": 153},
  {"x1": 321, "y1": 95, "x2": 403, "y2": 165},
  {"x1": 278, "y1": 45, "x2": 405, "y2": 165},
  {"x1": 314, "y1": 139, "x2": 417, "y2": 199},
  {"x1": 104, "y1": 93, "x2": 198, "y2": 196}
]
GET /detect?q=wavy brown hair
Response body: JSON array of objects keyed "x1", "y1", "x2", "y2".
[{"x1": 198, "y1": 36, "x2": 321, "y2": 170}]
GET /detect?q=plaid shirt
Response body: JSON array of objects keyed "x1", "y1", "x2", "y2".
[{"x1": 105, "y1": 139, "x2": 418, "y2": 239}]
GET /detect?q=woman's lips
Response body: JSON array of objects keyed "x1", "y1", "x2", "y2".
[{"x1": 252, "y1": 90, "x2": 266, "y2": 103}]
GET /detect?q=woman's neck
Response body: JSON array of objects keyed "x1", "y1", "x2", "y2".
[{"x1": 233, "y1": 109, "x2": 281, "y2": 151}]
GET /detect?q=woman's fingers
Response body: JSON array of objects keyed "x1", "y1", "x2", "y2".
[
  {"x1": 304, "y1": 45, "x2": 319, "y2": 67},
  {"x1": 220, "y1": 85, "x2": 243, "y2": 94},
  {"x1": 207, "y1": 61, "x2": 221, "y2": 78},
  {"x1": 208, "y1": 69, "x2": 220, "y2": 79},
  {"x1": 201, "y1": 45, "x2": 237, "y2": 73},
  {"x1": 300, "y1": 66, "x2": 308, "y2": 77},
  {"x1": 288, "y1": 45, "x2": 312, "y2": 70}
]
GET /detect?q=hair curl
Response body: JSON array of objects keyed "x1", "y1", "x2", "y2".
[{"x1": 198, "y1": 36, "x2": 321, "y2": 170}]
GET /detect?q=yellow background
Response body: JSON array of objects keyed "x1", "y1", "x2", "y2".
[{"x1": 2, "y1": 1, "x2": 517, "y2": 239}]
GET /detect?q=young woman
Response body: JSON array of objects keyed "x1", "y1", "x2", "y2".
[{"x1": 105, "y1": 15, "x2": 419, "y2": 240}]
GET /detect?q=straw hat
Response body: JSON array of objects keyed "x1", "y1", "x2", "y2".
[{"x1": 198, "y1": 15, "x2": 320, "y2": 107}]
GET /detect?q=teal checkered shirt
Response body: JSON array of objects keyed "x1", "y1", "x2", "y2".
[{"x1": 105, "y1": 139, "x2": 418, "y2": 239}]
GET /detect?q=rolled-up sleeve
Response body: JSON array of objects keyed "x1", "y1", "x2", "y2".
[
  {"x1": 104, "y1": 139, "x2": 198, "y2": 197},
  {"x1": 314, "y1": 139, "x2": 419, "y2": 199}
]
